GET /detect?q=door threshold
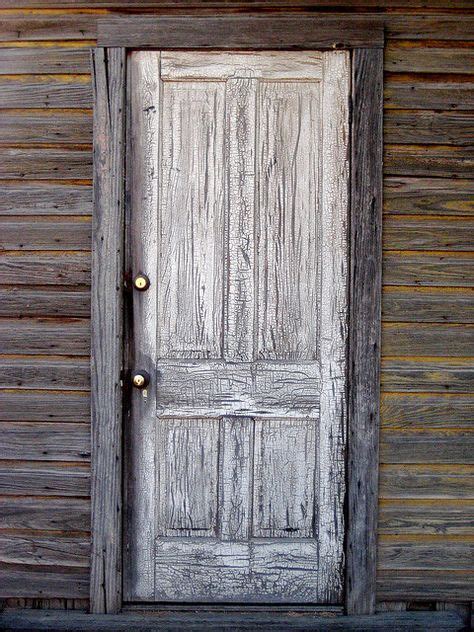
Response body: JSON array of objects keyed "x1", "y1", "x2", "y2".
[{"x1": 123, "y1": 603, "x2": 343, "y2": 615}]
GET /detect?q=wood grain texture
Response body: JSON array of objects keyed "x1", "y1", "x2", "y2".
[
  {"x1": 385, "y1": 79, "x2": 474, "y2": 111},
  {"x1": 383, "y1": 252, "x2": 474, "y2": 287},
  {"x1": 382, "y1": 287, "x2": 474, "y2": 323},
  {"x1": 346, "y1": 48, "x2": 383, "y2": 616},
  {"x1": 0, "y1": 564, "x2": 89, "y2": 599},
  {"x1": 381, "y1": 394, "x2": 474, "y2": 428},
  {"x1": 0, "y1": 497, "x2": 90, "y2": 532},
  {"x1": 0, "y1": 184, "x2": 92, "y2": 217},
  {"x1": 0, "y1": 218, "x2": 91, "y2": 251},
  {"x1": 0, "y1": 288, "x2": 90, "y2": 318},
  {"x1": 0, "y1": 253, "x2": 90, "y2": 287},
  {"x1": 0, "y1": 148, "x2": 92, "y2": 181},
  {"x1": 385, "y1": 45, "x2": 474, "y2": 75},
  {"x1": 379, "y1": 500, "x2": 474, "y2": 535},
  {"x1": 1, "y1": 111, "x2": 92, "y2": 146},
  {"x1": 0, "y1": 422, "x2": 90, "y2": 461},
  {"x1": 382, "y1": 358, "x2": 473, "y2": 393},
  {"x1": 381, "y1": 429, "x2": 474, "y2": 464},
  {"x1": 0, "y1": 76, "x2": 92, "y2": 109},
  {"x1": 378, "y1": 539, "x2": 474, "y2": 571},
  {"x1": 383, "y1": 323, "x2": 474, "y2": 357},
  {"x1": 0, "y1": 47, "x2": 90, "y2": 75},
  {"x1": 0, "y1": 391, "x2": 89, "y2": 422},
  {"x1": 0, "y1": 534, "x2": 89, "y2": 568},
  {"x1": 3, "y1": 0, "x2": 474, "y2": 6},
  {"x1": 377, "y1": 570, "x2": 474, "y2": 602},
  {"x1": 0, "y1": 14, "x2": 97, "y2": 41},
  {"x1": 0, "y1": 318, "x2": 89, "y2": 355},
  {"x1": 0, "y1": 357, "x2": 90, "y2": 390},
  {"x1": 0, "y1": 462, "x2": 89, "y2": 497},
  {"x1": 379, "y1": 464, "x2": 474, "y2": 499},
  {"x1": 90, "y1": 47, "x2": 125, "y2": 614},
  {"x1": 385, "y1": 145, "x2": 473, "y2": 178},
  {"x1": 383, "y1": 217, "x2": 473, "y2": 251},
  {"x1": 384, "y1": 111, "x2": 474, "y2": 146},
  {"x1": 99, "y1": 16, "x2": 383, "y2": 49},
  {"x1": 384, "y1": 177, "x2": 474, "y2": 216}
]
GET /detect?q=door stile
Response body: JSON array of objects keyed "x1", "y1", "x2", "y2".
[{"x1": 124, "y1": 50, "x2": 161, "y2": 601}]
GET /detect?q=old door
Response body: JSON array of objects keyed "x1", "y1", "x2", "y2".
[{"x1": 125, "y1": 50, "x2": 349, "y2": 604}]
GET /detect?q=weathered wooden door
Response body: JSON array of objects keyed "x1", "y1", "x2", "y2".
[{"x1": 125, "y1": 50, "x2": 349, "y2": 604}]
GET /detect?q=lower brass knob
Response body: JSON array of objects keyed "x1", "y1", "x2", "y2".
[{"x1": 132, "y1": 371, "x2": 150, "y2": 389}]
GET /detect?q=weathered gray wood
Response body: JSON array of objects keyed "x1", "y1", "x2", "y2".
[
  {"x1": 0, "y1": 462, "x2": 89, "y2": 496},
  {"x1": 382, "y1": 358, "x2": 473, "y2": 393},
  {"x1": 0, "y1": 253, "x2": 90, "y2": 286},
  {"x1": 384, "y1": 111, "x2": 474, "y2": 146},
  {"x1": 0, "y1": 566, "x2": 89, "y2": 599},
  {"x1": 379, "y1": 500, "x2": 474, "y2": 535},
  {"x1": 0, "y1": 357, "x2": 90, "y2": 390},
  {"x1": 0, "y1": 609, "x2": 466, "y2": 632},
  {"x1": 0, "y1": 288, "x2": 90, "y2": 318},
  {"x1": 0, "y1": 319, "x2": 90, "y2": 355},
  {"x1": 385, "y1": 14, "x2": 474, "y2": 40},
  {"x1": 385, "y1": 80, "x2": 474, "y2": 111},
  {"x1": 384, "y1": 217, "x2": 473, "y2": 251},
  {"x1": 377, "y1": 570, "x2": 474, "y2": 602},
  {"x1": 379, "y1": 464, "x2": 474, "y2": 499},
  {"x1": 0, "y1": 422, "x2": 90, "y2": 461},
  {"x1": 90, "y1": 46, "x2": 126, "y2": 614},
  {"x1": 381, "y1": 429, "x2": 474, "y2": 464},
  {"x1": 0, "y1": 391, "x2": 89, "y2": 422},
  {"x1": 1, "y1": 111, "x2": 92, "y2": 146},
  {"x1": 0, "y1": 497, "x2": 90, "y2": 532},
  {"x1": 0, "y1": 148, "x2": 91, "y2": 180},
  {"x1": 384, "y1": 177, "x2": 474, "y2": 216},
  {"x1": 0, "y1": 14, "x2": 97, "y2": 40},
  {"x1": 0, "y1": 47, "x2": 90, "y2": 74},
  {"x1": 98, "y1": 16, "x2": 383, "y2": 49},
  {"x1": 0, "y1": 218, "x2": 91, "y2": 251},
  {"x1": 385, "y1": 45, "x2": 474, "y2": 75},
  {"x1": 0, "y1": 184, "x2": 92, "y2": 216},
  {"x1": 0, "y1": 534, "x2": 89, "y2": 568},
  {"x1": 0, "y1": 77, "x2": 92, "y2": 109},
  {"x1": 383, "y1": 252, "x2": 474, "y2": 287},
  {"x1": 347, "y1": 48, "x2": 383, "y2": 616},
  {"x1": 381, "y1": 393, "x2": 473, "y2": 427},
  {"x1": 385, "y1": 145, "x2": 473, "y2": 178},
  {"x1": 383, "y1": 323, "x2": 474, "y2": 357},
  {"x1": 379, "y1": 539, "x2": 474, "y2": 571},
  {"x1": 383, "y1": 287, "x2": 474, "y2": 323}
]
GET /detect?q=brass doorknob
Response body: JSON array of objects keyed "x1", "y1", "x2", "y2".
[
  {"x1": 133, "y1": 273, "x2": 150, "y2": 291},
  {"x1": 132, "y1": 371, "x2": 150, "y2": 389}
]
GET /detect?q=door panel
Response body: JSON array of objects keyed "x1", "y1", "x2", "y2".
[{"x1": 125, "y1": 50, "x2": 349, "y2": 604}]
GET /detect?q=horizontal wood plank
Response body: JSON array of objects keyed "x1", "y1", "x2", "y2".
[
  {"x1": 380, "y1": 464, "x2": 474, "y2": 499},
  {"x1": 0, "y1": 318, "x2": 90, "y2": 355},
  {"x1": 0, "y1": 253, "x2": 90, "y2": 286},
  {"x1": 0, "y1": 47, "x2": 90, "y2": 75},
  {"x1": 385, "y1": 14, "x2": 474, "y2": 40},
  {"x1": 0, "y1": 288, "x2": 90, "y2": 318},
  {"x1": 378, "y1": 539, "x2": 474, "y2": 571},
  {"x1": 0, "y1": 562, "x2": 89, "y2": 598},
  {"x1": 0, "y1": 497, "x2": 90, "y2": 532},
  {"x1": 381, "y1": 429, "x2": 474, "y2": 464},
  {"x1": 0, "y1": 77, "x2": 92, "y2": 109},
  {"x1": 0, "y1": 218, "x2": 91, "y2": 251},
  {"x1": 383, "y1": 252, "x2": 474, "y2": 287},
  {"x1": 0, "y1": 391, "x2": 89, "y2": 422},
  {"x1": 0, "y1": 422, "x2": 90, "y2": 461},
  {"x1": 0, "y1": 533, "x2": 89, "y2": 567},
  {"x1": 385, "y1": 79, "x2": 474, "y2": 111},
  {"x1": 0, "y1": 14, "x2": 98, "y2": 41},
  {"x1": 377, "y1": 570, "x2": 474, "y2": 601},
  {"x1": 384, "y1": 177, "x2": 474, "y2": 216},
  {"x1": 1, "y1": 111, "x2": 92, "y2": 146},
  {"x1": 0, "y1": 357, "x2": 90, "y2": 390},
  {"x1": 385, "y1": 145, "x2": 473, "y2": 178},
  {"x1": 381, "y1": 393, "x2": 474, "y2": 427},
  {"x1": 379, "y1": 500, "x2": 474, "y2": 535},
  {"x1": 0, "y1": 184, "x2": 92, "y2": 216},
  {"x1": 384, "y1": 111, "x2": 474, "y2": 146},
  {"x1": 383, "y1": 323, "x2": 474, "y2": 357},
  {"x1": 384, "y1": 217, "x2": 474, "y2": 251},
  {"x1": 0, "y1": 462, "x2": 89, "y2": 496},
  {"x1": 385, "y1": 45, "x2": 474, "y2": 75},
  {"x1": 2, "y1": 0, "x2": 473, "y2": 7},
  {"x1": 383, "y1": 287, "x2": 474, "y2": 323},
  {"x1": 382, "y1": 358, "x2": 473, "y2": 393},
  {"x1": 0, "y1": 148, "x2": 92, "y2": 180}
]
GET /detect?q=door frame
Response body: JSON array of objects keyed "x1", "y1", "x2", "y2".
[{"x1": 90, "y1": 15, "x2": 384, "y2": 616}]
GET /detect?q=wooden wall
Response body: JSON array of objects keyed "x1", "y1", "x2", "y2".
[{"x1": 0, "y1": 1, "x2": 472, "y2": 606}]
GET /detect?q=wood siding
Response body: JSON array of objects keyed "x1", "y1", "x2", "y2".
[{"x1": 0, "y1": 3, "x2": 472, "y2": 606}]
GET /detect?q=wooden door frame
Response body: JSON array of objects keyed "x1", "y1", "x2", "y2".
[{"x1": 91, "y1": 15, "x2": 384, "y2": 616}]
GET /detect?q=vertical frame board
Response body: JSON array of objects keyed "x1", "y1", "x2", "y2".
[
  {"x1": 90, "y1": 47, "x2": 126, "y2": 614},
  {"x1": 346, "y1": 48, "x2": 384, "y2": 616},
  {"x1": 92, "y1": 16, "x2": 384, "y2": 616}
]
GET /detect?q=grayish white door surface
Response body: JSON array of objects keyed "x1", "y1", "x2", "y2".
[{"x1": 125, "y1": 50, "x2": 350, "y2": 604}]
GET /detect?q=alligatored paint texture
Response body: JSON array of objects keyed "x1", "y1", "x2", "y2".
[{"x1": 0, "y1": 1, "x2": 472, "y2": 610}]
